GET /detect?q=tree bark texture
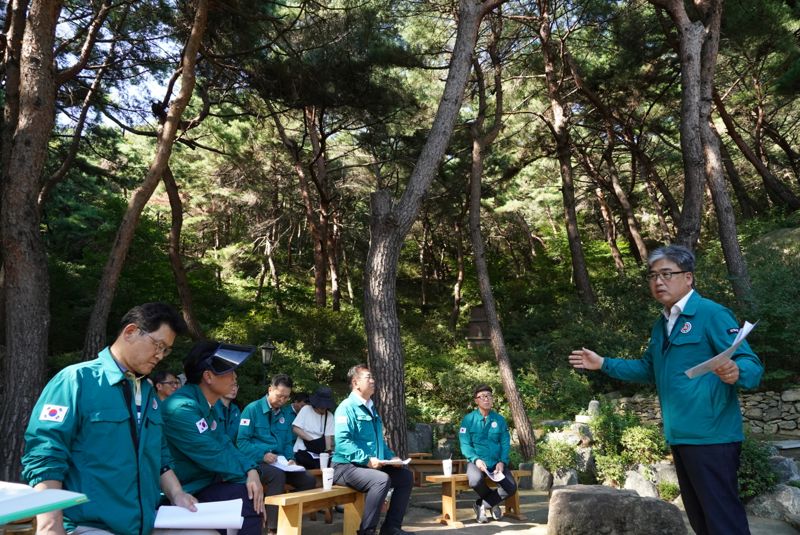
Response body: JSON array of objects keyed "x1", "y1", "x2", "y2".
[
  {"x1": 0, "y1": 0, "x2": 62, "y2": 482},
  {"x1": 364, "y1": 0, "x2": 502, "y2": 457},
  {"x1": 82, "y1": 0, "x2": 209, "y2": 359}
]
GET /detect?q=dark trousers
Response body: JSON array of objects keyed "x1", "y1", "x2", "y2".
[
  {"x1": 195, "y1": 481, "x2": 262, "y2": 535},
  {"x1": 333, "y1": 463, "x2": 413, "y2": 534},
  {"x1": 671, "y1": 443, "x2": 750, "y2": 535},
  {"x1": 295, "y1": 449, "x2": 320, "y2": 469},
  {"x1": 260, "y1": 462, "x2": 317, "y2": 531},
  {"x1": 465, "y1": 462, "x2": 517, "y2": 508}
]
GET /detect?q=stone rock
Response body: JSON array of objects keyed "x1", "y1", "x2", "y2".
[
  {"x1": 575, "y1": 414, "x2": 592, "y2": 424},
  {"x1": 781, "y1": 421, "x2": 799, "y2": 430},
  {"x1": 746, "y1": 484, "x2": 800, "y2": 519},
  {"x1": 588, "y1": 399, "x2": 600, "y2": 417},
  {"x1": 553, "y1": 468, "x2": 579, "y2": 486},
  {"x1": 576, "y1": 446, "x2": 596, "y2": 475},
  {"x1": 764, "y1": 423, "x2": 779, "y2": 434},
  {"x1": 769, "y1": 456, "x2": 800, "y2": 483},
  {"x1": 547, "y1": 484, "x2": 687, "y2": 535},
  {"x1": 569, "y1": 422, "x2": 593, "y2": 445},
  {"x1": 652, "y1": 462, "x2": 679, "y2": 486},
  {"x1": 624, "y1": 470, "x2": 659, "y2": 498},
  {"x1": 672, "y1": 494, "x2": 684, "y2": 511},
  {"x1": 435, "y1": 437, "x2": 458, "y2": 460},
  {"x1": 407, "y1": 423, "x2": 433, "y2": 454},
  {"x1": 546, "y1": 430, "x2": 582, "y2": 447},
  {"x1": 783, "y1": 389, "x2": 800, "y2": 402},
  {"x1": 765, "y1": 408, "x2": 782, "y2": 420},
  {"x1": 744, "y1": 407, "x2": 763, "y2": 419},
  {"x1": 518, "y1": 462, "x2": 533, "y2": 490},
  {"x1": 533, "y1": 463, "x2": 553, "y2": 491}
]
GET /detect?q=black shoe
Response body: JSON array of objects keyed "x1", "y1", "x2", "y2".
[
  {"x1": 473, "y1": 502, "x2": 488, "y2": 524},
  {"x1": 490, "y1": 504, "x2": 502, "y2": 520}
]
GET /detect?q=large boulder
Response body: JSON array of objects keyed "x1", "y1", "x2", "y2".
[
  {"x1": 553, "y1": 468, "x2": 579, "y2": 487},
  {"x1": 624, "y1": 470, "x2": 658, "y2": 498},
  {"x1": 547, "y1": 484, "x2": 687, "y2": 535},
  {"x1": 768, "y1": 456, "x2": 800, "y2": 484},
  {"x1": 533, "y1": 463, "x2": 554, "y2": 491},
  {"x1": 746, "y1": 484, "x2": 800, "y2": 520}
]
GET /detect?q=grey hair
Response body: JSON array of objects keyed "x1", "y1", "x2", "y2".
[{"x1": 647, "y1": 244, "x2": 695, "y2": 272}]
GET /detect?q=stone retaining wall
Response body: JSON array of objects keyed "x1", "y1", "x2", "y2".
[{"x1": 612, "y1": 388, "x2": 800, "y2": 436}]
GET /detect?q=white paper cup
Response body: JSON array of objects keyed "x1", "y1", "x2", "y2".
[
  {"x1": 322, "y1": 467, "x2": 334, "y2": 490},
  {"x1": 442, "y1": 458, "x2": 453, "y2": 476},
  {"x1": 319, "y1": 452, "x2": 330, "y2": 469}
]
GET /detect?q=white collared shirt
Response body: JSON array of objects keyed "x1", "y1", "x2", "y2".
[{"x1": 663, "y1": 289, "x2": 694, "y2": 336}]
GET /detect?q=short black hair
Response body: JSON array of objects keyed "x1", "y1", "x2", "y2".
[
  {"x1": 271, "y1": 374, "x2": 294, "y2": 389},
  {"x1": 150, "y1": 369, "x2": 177, "y2": 384},
  {"x1": 473, "y1": 384, "x2": 493, "y2": 398},
  {"x1": 119, "y1": 302, "x2": 187, "y2": 337},
  {"x1": 347, "y1": 364, "x2": 369, "y2": 386},
  {"x1": 183, "y1": 340, "x2": 220, "y2": 384}
]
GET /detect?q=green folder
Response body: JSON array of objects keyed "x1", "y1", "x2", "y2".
[{"x1": 0, "y1": 482, "x2": 89, "y2": 525}]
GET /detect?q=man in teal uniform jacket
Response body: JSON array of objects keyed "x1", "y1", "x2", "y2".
[
  {"x1": 458, "y1": 384, "x2": 517, "y2": 523},
  {"x1": 237, "y1": 373, "x2": 315, "y2": 535},
  {"x1": 213, "y1": 381, "x2": 241, "y2": 442},
  {"x1": 162, "y1": 340, "x2": 264, "y2": 535},
  {"x1": 332, "y1": 364, "x2": 413, "y2": 535},
  {"x1": 22, "y1": 303, "x2": 199, "y2": 535},
  {"x1": 569, "y1": 244, "x2": 763, "y2": 535}
]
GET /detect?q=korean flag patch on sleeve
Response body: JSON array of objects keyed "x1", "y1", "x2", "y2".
[
  {"x1": 40, "y1": 404, "x2": 68, "y2": 423},
  {"x1": 239, "y1": 418, "x2": 251, "y2": 426},
  {"x1": 459, "y1": 427, "x2": 467, "y2": 434},
  {"x1": 196, "y1": 418, "x2": 209, "y2": 433}
]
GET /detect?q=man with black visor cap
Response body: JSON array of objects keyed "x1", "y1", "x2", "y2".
[{"x1": 162, "y1": 340, "x2": 265, "y2": 534}]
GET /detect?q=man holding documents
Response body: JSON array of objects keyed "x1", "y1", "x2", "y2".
[
  {"x1": 162, "y1": 340, "x2": 264, "y2": 535},
  {"x1": 21, "y1": 303, "x2": 199, "y2": 535},
  {"x1": 568, "y1": 244, "x2": 763, "y2": 535},
  {"x1": 458, "y1": 384, "x2": 517, "y2": 524},
  {"x1": 332, "y1": 364, "x2": 413, "y2": 535},
  {"x1": 236, "y1": 373, "x2": 315, "y2": 535}
]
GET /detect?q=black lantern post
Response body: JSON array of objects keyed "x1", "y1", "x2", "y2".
[{"x1": 259, "y1": 341, "x2": 276, "y2": 384}]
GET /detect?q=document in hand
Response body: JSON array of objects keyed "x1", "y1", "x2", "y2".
[
  {"x1": 274, "y1": 455, "x2": 307, "y2": 472},
  {"x1": 154, "y1": 499, "x2": 244, "y2": 529},
  {"x1": 379, "y1": 458, "x2": 411, "y2": 465},
  {"x1": 685, "y1": 320, "x2": 757, "y2": 379},
  {"x1": 487, "y1": 471, "x2": 505, "y2": 482},
  {"x1": 0, "y1": 481, "x2": 89, "y2": 525}
]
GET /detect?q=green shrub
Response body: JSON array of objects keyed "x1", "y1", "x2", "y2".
[
  {"x1": 589, "y1": 399, "x2": 640, "y2": 455},
  {"x1": 658, "y1": 481, "x2": 680, "y2": 502},
  {"x1": 788, "y1": 480, "x2": 800, "y2": 490},
  {"x1": 594, "y1": 452, "x2": 630, "y2": 487},
  {"x1": 620, "y1": 425, "x2": 668, "y2": 465},
  {"x1": 535, "y1": 439, "x2": 577, "y2": 473},
  {"x1": 738, "y1": 435, "x2": 778, "y2": 500}
]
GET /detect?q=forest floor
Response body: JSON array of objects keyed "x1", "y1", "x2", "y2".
[{"x1": 302, "y1": 485, "x2": 799, "y2": 534}]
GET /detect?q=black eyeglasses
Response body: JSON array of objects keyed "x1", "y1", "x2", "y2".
[
  {"x1": 645, "y1": 270, "x2": 689, "y2": 282},
  {"x1": 159, "y1": 380, "x2": 181, "y2": 387}
]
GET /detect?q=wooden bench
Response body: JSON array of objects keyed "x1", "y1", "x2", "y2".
[
  {"x1": 425, "y1": 469, "x2": 527, "y2": 527},
  {"x1": 265, "y1": 485, "x2": 364, "y2": 535},
  {"x1": 408, "y1": 458, "x2": 466, "y2": 486}
]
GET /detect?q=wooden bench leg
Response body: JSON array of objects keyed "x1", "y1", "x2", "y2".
[
  {"x1": 504, "y1": 491, "x2": 525, "y2": 520},
  {"x1": 435, "y1": 480, "x2": 464, "y2": 527},
  {"x1": 342, "y1": 492, "x2": 365, "y2": 535},
  {"x1": 277, "y1": 502, "x2": 304, "y2": 535}
]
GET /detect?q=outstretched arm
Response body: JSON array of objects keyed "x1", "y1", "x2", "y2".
[{"x1": 568, "y1": 348, "x2": 604, "y2": 370}]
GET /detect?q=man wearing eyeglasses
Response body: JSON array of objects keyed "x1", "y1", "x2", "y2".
[
  {"x1": 22, "y1": 302, "x2": 202, "y2": 535},
  {"x1": 152, "y1": 370, "x2": 181, "y2": 401},
  {"x1": 458, "y1": 384, "x2": 517, "y2": 524},
  {"x1": 237, "y1": 374, "x2": 316, "y2": 535},
  {"x1": 161, "y1": 340, "x2": 265, "y2": 535},
  {"x1": 568, "y1": 244, "x2": 763, "y2": 535},
  {"x1": 332, "y1": 364, "x2": 413, "y2": 535}
]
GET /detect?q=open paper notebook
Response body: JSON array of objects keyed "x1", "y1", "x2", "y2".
[
  {"x1": 154, "y1": 499, "x2": 244, "y2": 529},
  {"x1": 0, "y1": 482, "x2": 89, "y2": 525}
]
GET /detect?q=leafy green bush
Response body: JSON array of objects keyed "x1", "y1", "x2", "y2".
[
  {"x1": 658, "y1": 481, "x2": 680, "y2": 502},
  {"x1": 594, "y1": 452, "x2": 630, "y2": 487},
  {"x1": 535, "y1": 439, "x2": 577, "y2": 473},
  {"x1": 738, "y1": 435, "x2": 778, "y2": 500},
  {"x1": 620, "y1": 425, "x2": 668, "y2": 465},
  {"x1": 589, "y1": 399, "x2": 640, "y2": 455}
]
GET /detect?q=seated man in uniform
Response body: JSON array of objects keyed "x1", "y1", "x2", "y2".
[
  {"x1": 333, "y1": 364, "x2": 413, "y2": 535},
  {"x1": 22, "y1": 302, "x2": 200, "y2": 535},
  {"x1": 458, "y1": 384, "x2": 517, "y2": 523},
  {"x1": 213, "y1": 380, "x2": 241, "y2": 442},
  {"x1": 162, "y1": 340, "x2": 264, "y2": 535},
  {"x1": 237, "y1": 374, "x2": 316, "y2": 535}
]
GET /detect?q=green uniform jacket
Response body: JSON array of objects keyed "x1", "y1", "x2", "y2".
[
  {"x1": 213, "y1": 400, "x2": 241, "y2": 442},
  {"x1": 601, "y1": 291, "x2": 763, "y2": 445},
  {"x1": 458, "y1": 409, "x2": 510, "y2": 469},
  {"x1": 332, "y1": 392, "x2": 395, "y2": 465},
  {"x1": 22, "y1": 348, "x2": 169, "y2": 535},
  {"x1": 162, "y1": 384, "x2": 257, "y2": 493},
  {"x1": 236, "y1": 398, "x2": 295, "y2": 463}
]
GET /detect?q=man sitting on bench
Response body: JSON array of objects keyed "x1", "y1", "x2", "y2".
[
  {"x1": 332, "y1": 364, "x2": 413, "y2": 535},
  {"x1": 458, "y1": 384, "x2": 518, "y2": 524}
]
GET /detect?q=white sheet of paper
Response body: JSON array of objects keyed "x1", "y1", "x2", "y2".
[
  {"x1": 0, "y1": 481, "x2": 89, "y2": 525},
  {"x1": 274, "y1": 455, "x2": 307, "y2": 471},
  {"x1": 154, "y1": 499, "x2": 244, "y2": 529},
  {"x1": 487, "y1": 471, "x2": 505, "y2": 482},
  {"x1": 379, "y1": 458, "x2": 411, "y2": 465},
  {"x1": 685, "y1": 320, "x2": 757, "y2": 379}
]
